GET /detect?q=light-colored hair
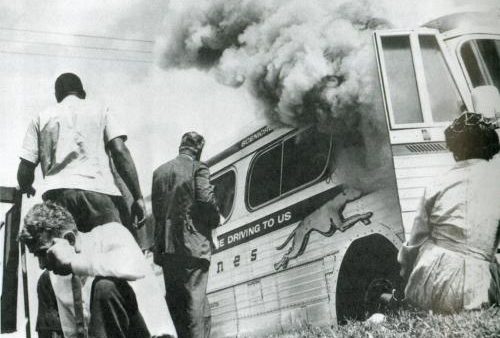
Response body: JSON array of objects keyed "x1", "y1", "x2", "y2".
[{"x1": 18, "y1": 201, "x2": 76, "y2": 252}]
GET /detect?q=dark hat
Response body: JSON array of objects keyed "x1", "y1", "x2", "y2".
[
  {"x1": 179, "y1": 131, "x2": 205, "y2": 158},
  {"x1": 55, "y1": 73, "x2": 86, "y2": 102}
]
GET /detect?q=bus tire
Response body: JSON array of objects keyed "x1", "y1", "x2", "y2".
[{"x1": 335, "y1": 234, "x2": 402, "y2": 323}]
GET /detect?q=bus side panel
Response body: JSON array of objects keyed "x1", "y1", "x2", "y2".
[
  {"x1": 210, "y1": 259, "x2": 334, "y2": 337},
  {"x1": 208, "y1": 181, "x2": 404, "y2": 336},
  {"x1": 393, "y1": 149, "x2": 454, "y2": 235},
  {"x1": 208, "y1": 287, "x2": 238, "y2": 338},
  {"x1": 275, "y1": 260, "x2": 331, "y2": 326},
  {"x1": 234, "y1": 277, "x2": 280, "y2": 336}
]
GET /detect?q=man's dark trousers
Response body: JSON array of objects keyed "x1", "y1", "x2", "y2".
[
  {"x1": 89, "y1": 277, "x2": 150, "y2": 338},
  {"x1": 37, "y1": 275, "x2": 151, "y2": 338},
  {"x1": 36, "y1": 271, "x2": 64, "y2": 338},
  {"x1": 42, "y1": 189, "x2": 123, "y2": 232},
  {"x1": 162, "y1": 257, "x2": 211, "y2": 338}
]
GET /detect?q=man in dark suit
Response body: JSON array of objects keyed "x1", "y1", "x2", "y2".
[{"x1": 152, "y1": 131, "x2": 220, "y2": 338}]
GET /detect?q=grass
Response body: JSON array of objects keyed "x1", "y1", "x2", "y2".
[{"x1": 249, "y1": 307, "x2": 500, "y2": 338}]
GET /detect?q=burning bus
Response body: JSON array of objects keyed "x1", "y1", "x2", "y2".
[
  {"x1": 2, "y1": 8, "x2": 500, "y2": 338},
  {"x1": 202, "y1": 11, "x2": 500, "y2": 337}
]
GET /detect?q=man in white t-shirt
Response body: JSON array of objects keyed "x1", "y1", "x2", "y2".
[
  {"x1": 17, "y1": 72, "x2": 147, "y2": 337},
  {"x1": 17, "y1": 72, "x2": 146, "y2": 231}
]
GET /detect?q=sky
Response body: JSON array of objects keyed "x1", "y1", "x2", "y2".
[{"x1": 0, "y1": 0, "x2": 261, "y2": 200}]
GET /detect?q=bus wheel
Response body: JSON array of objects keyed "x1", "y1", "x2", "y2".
[{"x1": 335, "y1": 234, "x2": 403, "y2": 324}]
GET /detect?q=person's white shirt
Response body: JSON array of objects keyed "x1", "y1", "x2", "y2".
[
  {"x1": 20, "y1": 95, "x2": 124, "y2": 196},
  {"x1": 49, "y1": 222, "x2": 176, "y2": 338}
]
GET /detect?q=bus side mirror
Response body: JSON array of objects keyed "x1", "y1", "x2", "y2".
[{"x1": 472, "y1": 85, "x2": 500, "y2": 126}]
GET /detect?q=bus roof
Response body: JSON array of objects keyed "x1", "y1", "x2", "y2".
[
  {"x1": 423, "y1": 11, "x2": 500, "y2": 33},
  {"x1": 205, "y1": 126, "x2": 273, "y2": 167}
]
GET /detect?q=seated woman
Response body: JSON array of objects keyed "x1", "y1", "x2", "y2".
[{"x1": 398, "y1": 112, "x2": 500, "y2": 313}]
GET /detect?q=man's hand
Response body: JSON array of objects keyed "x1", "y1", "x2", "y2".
[
  {"x1": 17, "y1": 159, "x2": 37, "y2": 198},
  {"x1": 47, "y1": 238, "x2": 76, "y2": 275},
  {"x1": 131, "y1": 198, "x2": 147, "y2": 229},
  {"x1": 19, "y1": 185, "x2": 36, "y2": 198}
]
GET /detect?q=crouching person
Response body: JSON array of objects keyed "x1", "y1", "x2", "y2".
[{"x1": 19, "y1": 201, "x2": 177, "y2": 338}]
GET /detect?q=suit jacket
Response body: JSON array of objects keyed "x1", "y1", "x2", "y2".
[{"x1": 152, "y1": 153, "x2": 219, "y2": 263}]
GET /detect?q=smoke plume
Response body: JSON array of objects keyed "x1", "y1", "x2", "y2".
[
  {"x1": 156, "y1": 0, "x2": 394, "y2": 190},
  {"x1": 157, "y1": 0, "x2": 388, "y2": 126},
  {"x1": 155, "y1": 0, "x2": 500, "y2": 190}
]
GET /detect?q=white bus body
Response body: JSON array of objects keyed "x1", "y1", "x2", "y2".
[
  {"x1": 206, "y1": 125, "x2": 404, "y2": 337},
  {"x1": 205, "y1": 11, "x2": 500, "y2": 337}
]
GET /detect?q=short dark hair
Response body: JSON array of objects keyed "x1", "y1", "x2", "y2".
[
  {"x1": 18, "y1": 201, "x2": 77, "y2": 252},
  {"x1": 445, "y1": 112, "x2": 500, "y2": 161},
  {"x1": 179, "y1": 131, "x2": 205, "y2": 159},
  {"x1": 55, "y1": 73, "x2": 86, "y2": 103}
]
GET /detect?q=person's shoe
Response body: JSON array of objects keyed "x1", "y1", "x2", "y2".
[{"x1": 364, "y1": 279, "x2": 396, "y2": 316}]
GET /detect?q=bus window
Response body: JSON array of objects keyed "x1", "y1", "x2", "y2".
[
  {"x1": 211, "y1": 170, "x2": 236, "y2": 220},
  {"x1": 460, "y1": 39, "x2": 500, "y2": 91},
  {"x1": 247, "y1": 128, "x2": 332, "y2": 209},
  {"x1": 248, "y1": 144, "x2": 282, "y2": 208},
  {"x1": 282, "y1": 129, "x2": 330, "y2": 193},
  {"x1": 381, "y1": 35, "x2": 424, "y2": 124},
  {"x1": 419, "y1": 35, "x2": 463, "y2": 122}
]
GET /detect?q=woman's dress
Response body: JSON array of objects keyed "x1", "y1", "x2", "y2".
[{"x1": 398, "y1": 158, "x2": 500, "y2": 313}]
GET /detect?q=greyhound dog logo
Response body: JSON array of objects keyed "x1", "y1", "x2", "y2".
[{"x1": 274, "y1": 186, "x2": 373, "y2": 270}]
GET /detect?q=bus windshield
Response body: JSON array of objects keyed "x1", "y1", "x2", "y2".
[{"x1": 461, "y1": 39, "x2": 500, "y2": 91}]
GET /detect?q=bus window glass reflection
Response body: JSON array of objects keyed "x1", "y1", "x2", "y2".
[
  {"x1": 381, "y1": 35, "x2": 424, "y2": 124},
  {"x1": 282, "y1": 129, "x2": 330, "y2": 194},
  {"x1": 211, "y1": 170, "x2": 236, "y2": 221},
  {"x1": 248, "y1": 144, "x2": 282, "y2": 208},
  {"x1": 248, "y1": 128, "x2": 331, "y2": 209},
  {"x1": 461, "y1": 39, "x2": 500, "y2": 90},
  {"x1": 419, "y1": 35, "x2": 463, "y2": 122}
]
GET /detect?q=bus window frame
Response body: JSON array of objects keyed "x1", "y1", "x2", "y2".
[
  {"x1": 375, "y1": 29, "x2": 467, "y2": 130},
  {"x1": 455, "y1": 35, "x2": 500, "y2": 92},
  {"x1": 245, "y1": 127, "x2": 333, "y2": 211},
  {"x1": 246, "y1": 141, "x2": 283, "y2": 210},
  {"x1": 210, "y1": 166, "x2": 238, "y2": 225}
]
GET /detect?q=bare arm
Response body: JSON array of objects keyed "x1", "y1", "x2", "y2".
[
  {"x1": 398, "y1": 191, "x2": 433, "y2": 281},
  {"x1": 17, "y1": 159, "x2": 37, "y2": 197},
  {"x1": 18, "y1": 117, "x2": 39, "y2": 197},
  {"x1": 108, "y1": 137, "x2": 142, "y2": 200},
  {"x1": 108, "y1": 137, "x2": 146, "y2": 225}
]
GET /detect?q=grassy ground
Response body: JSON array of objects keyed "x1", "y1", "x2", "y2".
[{"x1": 253, "y1": 307, "x2": 500, "y2": 338}]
